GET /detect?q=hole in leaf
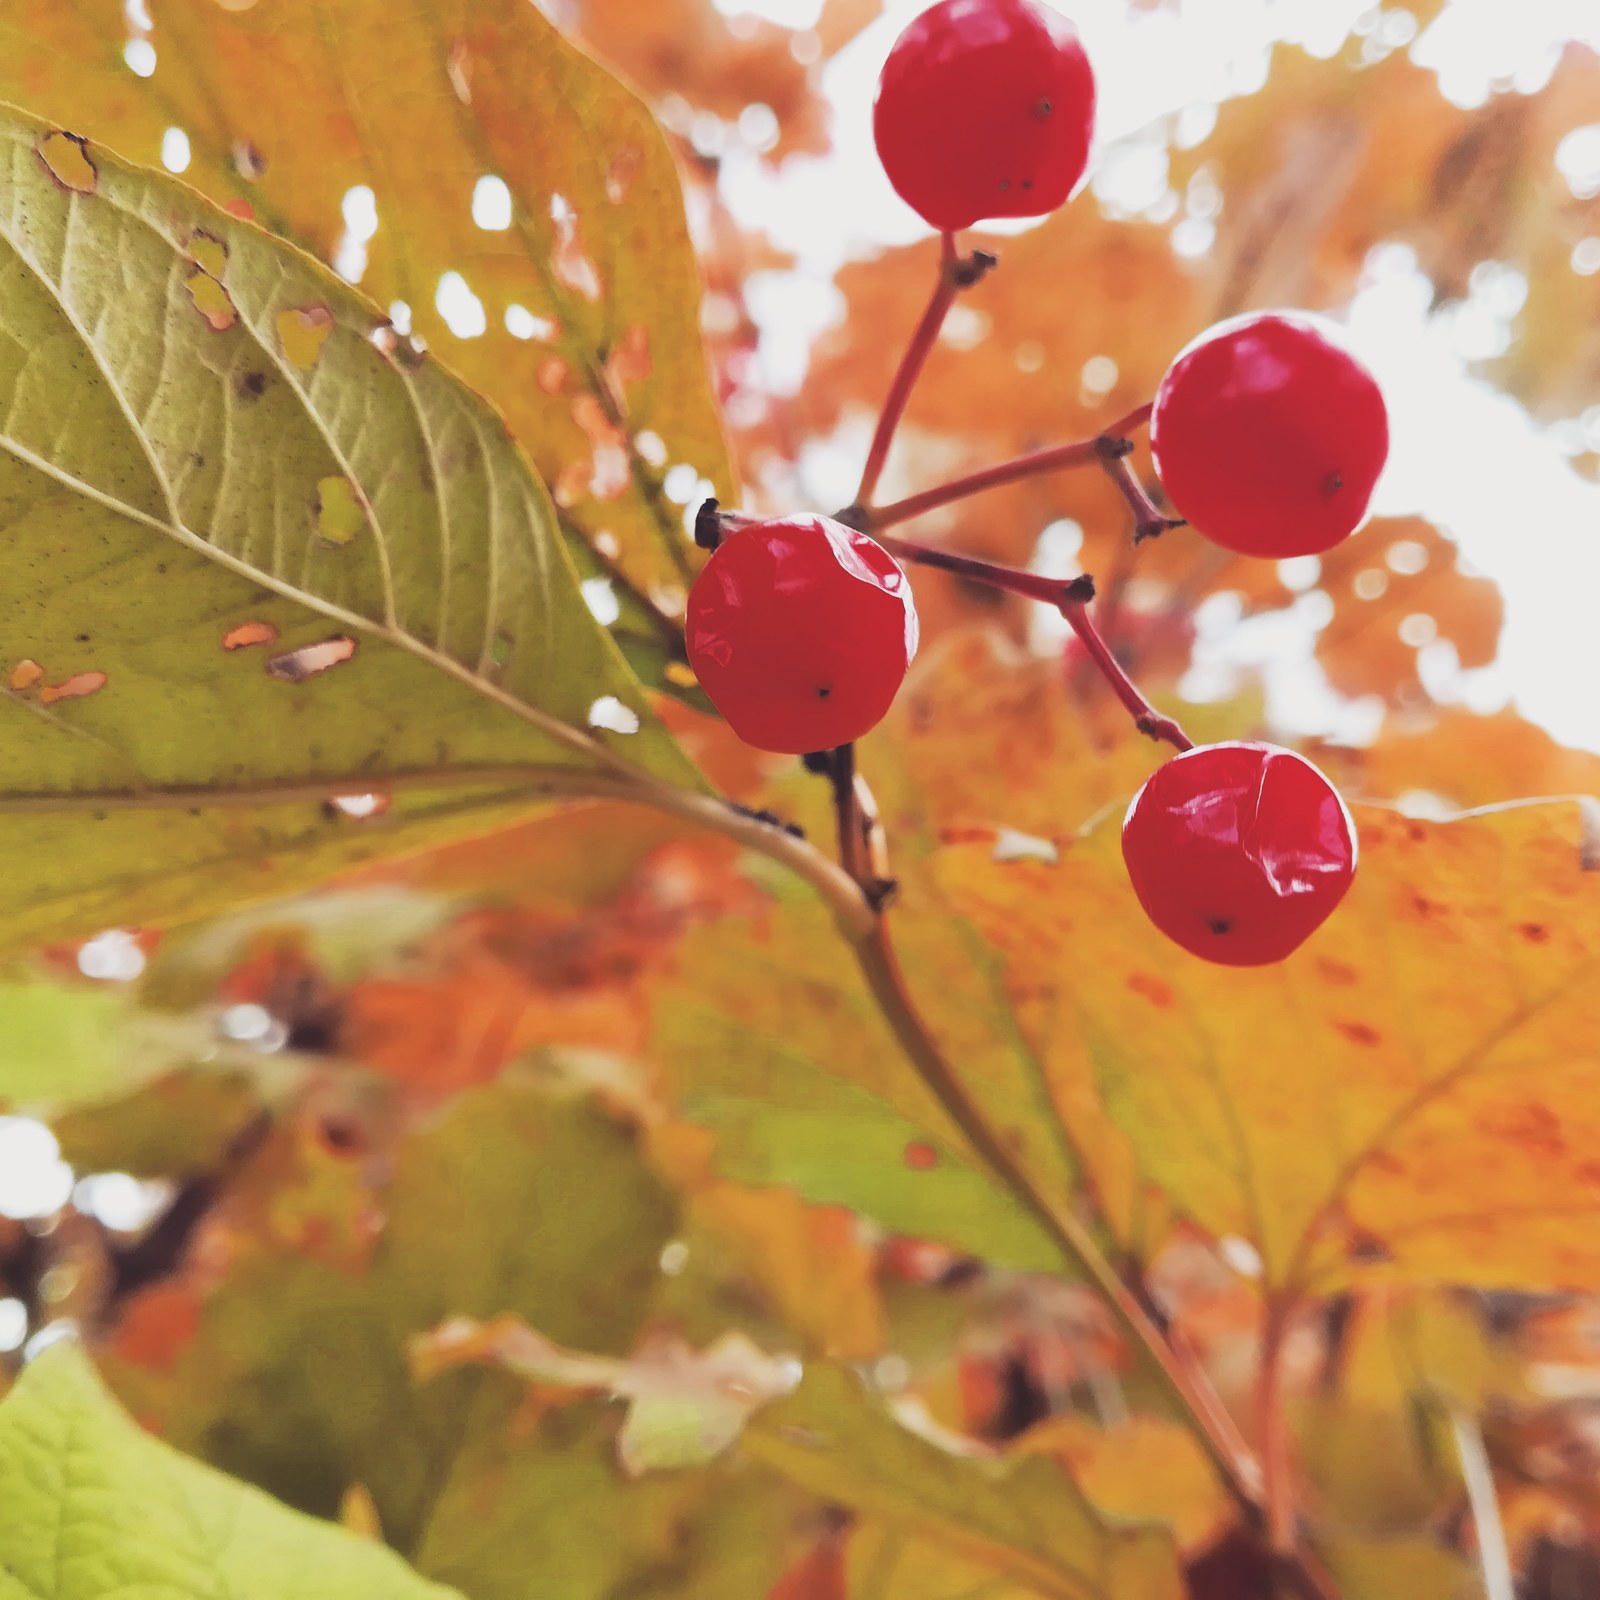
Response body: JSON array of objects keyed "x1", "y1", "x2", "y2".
[
  {"x1": 537, "y1": 357, "x2": 569, "y2": 395},
  {"x1": 186, "y1": 269, "x2": 236, "y2": 332},
  {"x1": 326, "y1": 792, "x2": 391, "y2": 821},
  {"x1": 580, "y1": 577, "x2": 620, "y2": 625},
  {"x1": 222, "y1": 620, "x2": 279, "y2": 651},
  {"x1": 160, "y1": 127, "x2": 191, "y2": 173},
  {"x1": 634, "y1": 430, "x2": 667, "y2": 467},
  {"x1": 371, "y1": 322, "x2": 427, "y2": 370},
  {"x1": 37, "y1": 132, "x2": 97, "y2": 194},
  {"x1": 223, "y1": 198, "x2": 255, "y2": 222},
  {"x1": 7, "y1": 660, "x2": 43, "y2": 691},
  {"x1": 188, "y1": 230, "x2": 228, "y2": 279},
  {"x1": 314, "y1": 477, "x2": 365, "y2": 546},
  {"x1": 40, "y1": 670, "x2": 107, "y2": 704},
  {"x1": 435, "y1": 271, "x2": 486, "y2": 338},
  {"x1": 587, "y1": 695, "x2": 640, "y2": 735},
  {"x1": 505, "y1": 305, "x2": 560, "y2": 342},
  {"x1": 123, "y1": 38, "x2": 156, "y2": 76},
  {"x1": 266, "y1": 636, "x2": 357, "y2": 683},
  {"x1": 277, "y1": 305, "x2": 334, "y2": 371},
  {"x1": 471, "y1": 175, "x2": 512, "y2": 231}
]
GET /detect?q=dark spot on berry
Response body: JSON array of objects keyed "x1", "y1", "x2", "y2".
[
  {"x1": 998, "y1": 179, "x2": 1010, "y2": 191},
  {"x1": 817, "y1": 685, "x2": 831, "y2": 698},
  {"x1": 1020, "y1": 179, "x2": 1033, "y2": 191},
  {"x1": 1323, "y1": 470, "x2": 1345, "y2": 497},
  {"x1": 1034, "y1": 98, "x2": 1053, "y2": 118},
  {"x1": 1207, "y1": 917, "x2": 1232, "y2": 936},
  {"x1": 1520, "y1": 922, "x2": 1550, "y2": 944}
]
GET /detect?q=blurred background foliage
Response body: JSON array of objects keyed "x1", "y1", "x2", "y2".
[{"x1": 1, "y1": 1, "x2": 1599, "y2": 1596}]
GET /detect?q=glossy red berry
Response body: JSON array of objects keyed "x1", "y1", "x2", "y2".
[
  {"x1": 874, "y1": 0, "x2": 1096, "y2": 233},
  {"x1": 1121, "y1": 742, "x2": 1357, "y2": 967},
  {"x1": 685, "y1": 514, "x2": 919, "y2": 755},
  {"x1": 1150, "y1": 311, "x2": 1389, "y2": 559}
]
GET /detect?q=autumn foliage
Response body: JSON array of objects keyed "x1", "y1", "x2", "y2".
[{"x1": 0, "y1": 3, "x2": 1597, "y2": 1599}]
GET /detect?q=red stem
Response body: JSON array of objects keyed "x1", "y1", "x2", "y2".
[
  {"x1": 854, "y1": 234, "x2": 994, "y2": 508},
  {"x1": 869, "y1": 438, "x2": 1099, "y2": 530},
  {"x1": 876, "y1": 533, "x2": 1194, "y2": 753},
  {"x1": 1061, "y1": 605, "x2": 1195, "y2": 753}
]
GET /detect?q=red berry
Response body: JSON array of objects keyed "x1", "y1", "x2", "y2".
[
  {"x1": 1120, "y1": 742, "x2": 1357, "y2": 967},
  {"x1": 874, "y1": 0, "x2": 1096, "y2": 233},
  {"x1": 685, "y1": 514, "x2": 919, "y2": 755},
  {"x1": 1150, "y1": 311, "x2": 1389, "y2": 559}
]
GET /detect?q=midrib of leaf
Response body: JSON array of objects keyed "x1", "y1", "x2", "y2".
[{"x1": 0, "y1": 138, "x2": 653, "y2": 794}]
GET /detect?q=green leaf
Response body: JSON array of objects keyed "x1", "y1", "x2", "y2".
[
  {"x1": 0, "y1": 103, "x2": 702, "y2": 952},
  {"x1": 742, "y1": 1366, "x2": 1184, "y2": 1600},
  {"x1": 0, "y1": 980, "x2": 212, "y2": 1113},
  {"x1": 0, "y1": 1340, "x2": 459, "y2": 1600},
  {"x1": 0, "y1": 0, "x2": 732, "y2": 628},
  {"x1": 653, "y1": 889, "x2": 1067, "y2": 1272},
  {"x1": 102, "y1": 1082, "x2": 697, "y2": 1596}
]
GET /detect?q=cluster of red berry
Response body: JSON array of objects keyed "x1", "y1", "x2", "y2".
[{"x1": 685, "y1": 0, "x2": 1388, "y2": 969}]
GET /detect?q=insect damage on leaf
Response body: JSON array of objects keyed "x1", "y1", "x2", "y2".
[
  {"x1": 265, "y1": 637, "x2": 358, "y2": 683},
  {"x1": 36, "y1": 129, "x2": 95, "y2": 192}
]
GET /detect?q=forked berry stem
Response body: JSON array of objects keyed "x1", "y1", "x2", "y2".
[
  {"x1": 858, "y1": 401, "x2": 1175, "y2": 544},
  {"x1": 873, "y1": 532, "x2": 1195, "y2": 752},
  {"x1": 853, "y1": 233, "x2": 997, "y2": 508}
]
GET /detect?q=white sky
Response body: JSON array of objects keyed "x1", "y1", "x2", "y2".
[{"x1": 714, "y1": 0, "x2": 1600, "y2": 752}]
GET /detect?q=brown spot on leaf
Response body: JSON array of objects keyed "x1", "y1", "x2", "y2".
[
  {"x1": 277, "y1": 305, "x2": 335, "y2": 371},
  {"x1": 1127, "y1": 971, "x2": 1174, "y2": 1008},
  {"x1": 7, "y1": 659, "x2": 43, "y2": 691},
  {"x1": 237, "y1": 370, "x2": 268, "y2": 401},
  {"x1": 604, "y1": 325, "x2": 653, "y2": 408},
  {"x1": 40, "y1": 670, "x2": 107, "y2": 704},
  {"x1": 1480, "y1": 1102, "x2": 1567, "y2": 1161},
  {"x1": 1316, "y1": 957, "x2": 1359, "y2": 986},
  {"x1": 1335, "y1": 1020, "x2": 1382, "y2": 1048},
  {"x1": 37, "y1": 131, "x2": 96, "y2": 194},
  {"x1": 551, "y1": 198, "x2": 602, "y2": 302},
  {"x1": 606, "y1": 148, "x2": 642, "y2": 204},
  {"x1": 904, "y1": 1141, "x2": 939, "y2": 1171},
  {"x1": 266, "y1": 636, "x2": 357, "y2": 683},
  {"x1": 223, "y1": 620, "x2": 279, "y2": 651},
  {"x1": 1520, "y1": 922, "x2": 1551, "y2": 944},
  {"x1": 223, "y1": 198, "x2": 255, "y2": 222}
]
